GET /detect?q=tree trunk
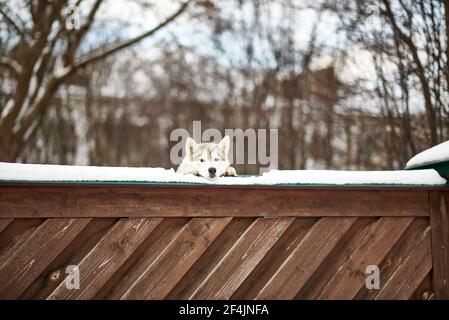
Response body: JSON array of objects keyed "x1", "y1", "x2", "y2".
[
  {"x1": 0, "y1": 134, "x2": 21, "y2": 162},
  {"x1": 441, "y1": 1, "x2": 449, "y2": 144}
]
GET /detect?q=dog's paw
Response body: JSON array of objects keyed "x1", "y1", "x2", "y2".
[{"x1": 224, "y1": 166, "x2": 238, "y2": 177}]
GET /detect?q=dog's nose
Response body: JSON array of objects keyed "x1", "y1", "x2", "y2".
[{"x1": 208, "y1": 167, "x2": 216, "y2": 175}]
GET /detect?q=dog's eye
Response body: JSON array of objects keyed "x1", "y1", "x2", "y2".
[{"x1": 200, "y1": 159, "x2": 205, "y2": 162}]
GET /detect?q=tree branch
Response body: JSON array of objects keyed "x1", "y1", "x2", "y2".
[
  {"x1": 381, "y1": 0, "x2": 437, "y2": 144},
  {"x1": 72, "y1": 0, "x2": 192, "y2": 70},
  {"x1": 0, "y1": 6, "x2": 25, "y2": 38},
  {"x1": 0, "y1": 57, "x2": 21, "y2": 77},
  {"x1": 63, "y1": 0, "x2": 104, "y2": 65},
  {"x1": 0, "y1": 1, "x2": 67, "y2": 133},
  {"x1": 443, "y1": 0, "x2": 449, "y2": 88},
  {"x1": 2, "y1": 0, "x2": 193, "y2": 160}
]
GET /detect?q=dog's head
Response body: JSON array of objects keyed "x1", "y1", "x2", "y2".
[{"x1": 185, "y1": 136, "x2": 231, "y2": 180}]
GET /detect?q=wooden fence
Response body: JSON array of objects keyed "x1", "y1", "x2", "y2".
[{"x1": 0, "y1": 183, "x2": 448, "y2": 300}]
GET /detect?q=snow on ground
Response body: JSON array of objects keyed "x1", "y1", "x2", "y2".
[
  {"x1": 406, "y1": 140, "x2": 449, "y2": 169},
  {"x1": 0, "y1": 162, "x2": 446, "y2": 185}
]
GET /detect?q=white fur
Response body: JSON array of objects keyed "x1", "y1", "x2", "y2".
[{"x1": 177, "y1": 136, "x2": 237, "y2": 180}]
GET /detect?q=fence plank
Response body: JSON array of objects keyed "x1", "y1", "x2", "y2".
[
  {"x1": 318, "y1": 217, "x2": 413, "y2": 299},
  {"x1": 119, "y1": 217, "x2": 231, "y2": 299},
  {"x1": 0, "y1": 219, "x2": 44, "y2": 266},
  {"x1": 48, "y1": 218, "x2": 162, "y2": 300},
  {"x1": 429, "y1": 191, "x2": 449, "y2": 299},
  {"x1": 189, "y1": 218, "x2": 294, "y2": 299},
  {"x1": 0, "y1": 218, "x2": 90, "y2": 299},
  {"x1": 20, "y1": 218, "x2": 117, "y2": 299},
  {"x1": 255, "y1": 217, "x2": 356, "y2": 299},
  {"x1": 0, "y1": 186, "x2": 430, "y2": 218},
  {"x1": 0, "y1": 219, "x2": 13, "y2": 234},
  {"x1": 411, "y1": 272, "x2": 434, "y2": 300},
  {"x1": 295, "y1": 218, "x2": 376, "y2": 299},
  {"x1": 234, "y1": 218, "x2": 317, "y2": 299},
  {"x1": 356, "y1": 218, "x2": 429, "y2": 299},
  {"x1": 376, "y1": 227, "x2": 432, "y2": 299},
  {"x1": 103, "y1": 218, "x2": 189, "y2": 299},
  {"x1": 166, "y1": 218, "x2": 255, "y2": 299}
]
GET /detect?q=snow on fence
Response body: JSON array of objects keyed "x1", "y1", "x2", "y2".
[{"x1": 0, "y1": 163, "x2": 448, "y2": 300}]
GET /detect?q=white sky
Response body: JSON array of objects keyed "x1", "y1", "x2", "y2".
[
  {"x1": 7, "y1": 0, "x2": 426, "y2": 113},
  {"x1": 91, "y1": 0, "x2": 380, "y2": 81}
]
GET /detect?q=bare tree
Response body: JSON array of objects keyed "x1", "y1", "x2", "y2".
[
  {"x1": 5, "y1": 0, "x2": 443, "y2": 171},
  {"x1": 323, "y1": 0, "x2": 449, "y2": 150},
  {"x1": 0, "y1": 0, "x2": 192, "y2": 161}
]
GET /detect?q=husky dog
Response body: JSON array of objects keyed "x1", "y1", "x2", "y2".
[{"x1": 177, "y1": 136, "x2": 237, "y2": 180}]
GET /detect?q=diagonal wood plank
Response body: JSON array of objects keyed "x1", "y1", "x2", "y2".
[
  {"x1": 411, "y1": 272, "x2": 433, "y2": 300},
  {"x1": 376, "y1": 227, "x2": 432, "y2": 300},
  {"x1": 166, "y1": 218, "x2": 255, "y2": 299},
  {"x1": 0, "y1": 218, "x2": 44, "y2": 265},
  {"x1": 103, "y1": 218, "x2": 190, "y2": 299},
  {"x1": 318, "y1": 217, "x2": 413, "y2": 300},
  {"x1": 47, "y1": 218, "x2": 162, "y2": 300},
  {"x1": 295, "y1": 218, "x2": 376, "y2": 300},
  {"x1": 0, "y1": 218, "x2": 90, "y2": 299},
  {"x1": 355, "y1": 218, "x2": 428, "y2": 299},
  {"x1": 189, "y1": 217, "x2": 295, "y2": 299},
  {"x1": 255, "y1": 217, "x2": 356, "y2": 299},
  {"x1": 0, "y1": 219, "x2": 13, "y2": 234},
  {"x1": 20, "y1": 218, "x2": 118, "y2": 300},
  {"x1": 234, "y1": 218, "x2": 317, "y2": 299},
  {"x1": 120, "y1": 217, "x2": 231, "y2": 299}
]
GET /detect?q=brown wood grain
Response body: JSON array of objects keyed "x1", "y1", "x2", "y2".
[
  {"x1": 0, "y1": 185, "x2": 430, "y2": 218},
  {"x1": 255, "y1": 217, "x2": 356, "y2": 299},
  {"x1": 0, "y1": 218, "x2": 44, "y2": 266},
  {"x1": 47, "y1": 218, "x2": 162, "y2": 300},
  {"x1": 376, "y1": 227, "x2": 432, "y2": 300},
  {"x1": 166, "y1": 218, "x2": 255, "y2": 299},
  {"x1": 20, "y1": 218, "x2": 118, "y2": 300},
  {"x1": 0, "y1": 183, "x2": 444, "y2": 300},
  {"x1": 411, "y1": 272, "x2": 434, "y2": 300},
  {"x1": 429, "y1": 191, "x2": 449, "y2": 299},
  {"x1": 189, "y1": 218, "x2": 294, "y2": 299},
  {"x1": 355, "y1": 218, "x2": 429, "y2": 300},
  {"x1": 0, "y1": 218, "x2": 90, "y2": 299},
  {"x1": 318, "y1": 217, "x2": 413, "y2": 299},
  {"x1": 102, "y1": 218, "x2": 190, "y2": 299},
  {"x1": 295, "y1": 218, "x2": 376, "y2": 299},
  {"x1": 0, "y1": 219, "x2": 13, "y2": 234},
  {"x1": 118, "y1": 217, "x2": 231, "y2": 299},
  {"x1": 234, "y1": 218, "x2": 317, "y2": 299}
]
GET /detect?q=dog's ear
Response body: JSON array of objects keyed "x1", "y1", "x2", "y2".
[
  {"x1": 185, "y1": 137, "x2": 198, "y2": 159},
  {"x1": 218, "y1": 135, "x2": 230, "y2": 158}
]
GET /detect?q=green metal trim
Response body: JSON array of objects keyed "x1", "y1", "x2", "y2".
[
  {"x1": 406, "y1": 160, "x2": 449, "y2": 176},
  {"x1": 0, "y1": 179, "x2": 447, "y2": 188}
]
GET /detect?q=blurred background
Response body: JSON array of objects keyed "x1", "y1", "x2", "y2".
[{"x1": 0, "y1": 0, "x2": 448, "y2": 174}]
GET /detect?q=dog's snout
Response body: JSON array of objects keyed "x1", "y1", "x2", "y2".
[{"x1": 208, "y1": 167, "x2": 216, "y2": 175}]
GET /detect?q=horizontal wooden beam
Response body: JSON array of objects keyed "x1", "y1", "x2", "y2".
[{"x1": 0, "y1": 185, "x2": 430, "y2": 218}]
